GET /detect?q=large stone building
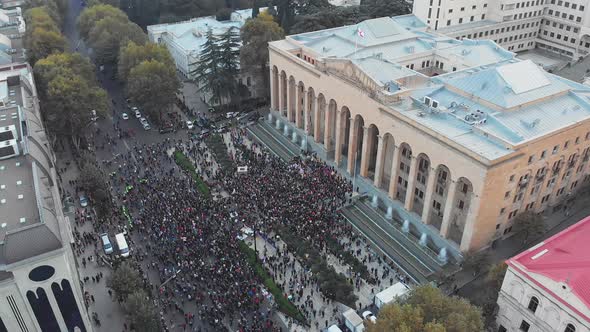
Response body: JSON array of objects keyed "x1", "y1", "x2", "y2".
[
  {"x1": 0, "y1": 63, "x2": 91, "y2": 331},
  {"x1": 267, "y1": 14, "x2": 590, "y2": 255},
  {"x1": 413, "y1": 0, "x2": 590, "y2": 59},
  {"x1": 496, "y1": 215, "x2": 590, "y2": 332}
]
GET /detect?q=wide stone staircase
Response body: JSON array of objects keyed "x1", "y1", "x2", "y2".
[
  {"x1": 246, "y1": 120, "x2": 300, "y2": 162},
  {"x1": 340, "y1": 199, "x2": 445, "y2": 284}
]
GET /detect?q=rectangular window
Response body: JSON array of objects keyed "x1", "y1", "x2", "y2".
[
  {"x1": 447, "y1": 20, "x2": 451, "y2": 26},
  {"x1": 541, "y1": 150, "x2": 547, "y2": 159},
  {"x1": 449, "y1": 8, "x2": 453, "y2": 13},
  {"x1": 519, "y1": 320, "x2": 530, "y2": 332}
]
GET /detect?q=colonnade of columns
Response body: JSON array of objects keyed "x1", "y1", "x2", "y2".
[{"x1": 269, "y1": 67, "x2": 475, "y2": 246}]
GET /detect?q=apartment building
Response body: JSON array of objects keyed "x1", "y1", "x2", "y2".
[
  {"x1": 267, "y1": 14, "x2": 590, "y2": 257},
  {"x1": 413, "y1": 0, "x2": 590, "y2": 59}
]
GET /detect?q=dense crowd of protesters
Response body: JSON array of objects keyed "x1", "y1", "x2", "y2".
[{"x1": 66, "y1": 122, "x2": 413, "y2": 331}]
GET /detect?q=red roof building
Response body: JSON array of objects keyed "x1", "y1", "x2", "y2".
[{"x1": 496, "y1": 216, "x2": 590, "y2": 332}]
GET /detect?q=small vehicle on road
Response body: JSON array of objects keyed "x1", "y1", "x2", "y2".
[
  {"x1": 133, "y1": 107, "x2": 141, "y2": 118},
  {"x1": 79, "y1": 195, "x2": 89, "y2": 207},
  {"x1": 121, "y1": 112, "x2": 129, "y2": 120},
  {"x1": 362, "y1": 311, "x2": 377, "y2": 324},
  {"x1": 186, "y1": 120, "x2": 194, "y2": 130},
  {"x1": 100, "y1": 233, "x2": 113, "y2": 255}
]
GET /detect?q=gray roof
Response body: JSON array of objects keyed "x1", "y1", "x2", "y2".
[{"x1": 0, "y1": 66, "x2": 63, "y2": 266}]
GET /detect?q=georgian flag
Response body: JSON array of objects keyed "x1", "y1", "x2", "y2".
[{"x1": 357, "y1": 27, "x2": 365, "y2": 38}]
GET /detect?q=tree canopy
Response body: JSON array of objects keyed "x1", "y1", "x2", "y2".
[
  {"x1": 240, "y1": 11, "x2": 284, "y2": 94},
  {"x1": 127, "y1": 59, "x2": 180, "y2": 123},
  {"x1": 24, "y1": 7, "x2": 66, "y2": 64},
  {"x1": 367, "y1": 285, "x2": 484, "y2": 332},
  {"x1": 107, "y1": 262, "x2": 143, "y2": 301},
  {"x1": 513, "y1": 211, "x2": 546, "y2": 243},
  {"x1": 33, "y1": 52, "x2": 108, "y2": 140},
  {"x1": 77, "y1": 4, "x2": 128, "y2": 40},
  {"x1": 78, "y1": 158, "x2": 112, "y2": 217},
  {"x1": 118, "y1": 41, "x2": 175, "y2": 82},
  {"x1": 87, "y1": 15, "x2": 147, "y2": 64},
  {"x1": 125, "y1": 291, "x2": 161, "y2": 332}
]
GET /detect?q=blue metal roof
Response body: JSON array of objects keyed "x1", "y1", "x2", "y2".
[{"x1": 278, "y1": 14, "x2": 590, "y2": 161}]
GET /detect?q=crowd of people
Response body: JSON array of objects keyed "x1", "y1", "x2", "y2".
[{"x1": 65, "y1": 119, "x2": 414, "y2": 331}]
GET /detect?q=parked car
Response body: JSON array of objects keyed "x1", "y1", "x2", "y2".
[
  {"x1": 79, "y1": 195, "x2": 89, "y2": 207},
  {"x1": 225, "y1": 112, "x2": 239, "y2": 119},
  {"x1": 133, "y1": 108, "x2": 141, "y2": 118},
  {"x1": 159, "y1": 122, "x2": 175, "y2": 134},
  {"x1": 142, "y1": 122, "x2": 151, "y2": 131},
  {"x1": 186, "y1": 120, "x2": 194, "y2": 130},
  {"x1": 100, "y1": 233, "x2": 113, "y2": 255},
  {"x1": 121, "y1": 112, "x2": 129, "y2": 120}
]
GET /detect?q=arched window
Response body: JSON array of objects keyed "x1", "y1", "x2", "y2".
[
  {"x1": 527, "y1": 296, "x2": 539, "y2": 313},
  {"x1": 565, "y1": 323, "x2": 576, "y2": 332}
]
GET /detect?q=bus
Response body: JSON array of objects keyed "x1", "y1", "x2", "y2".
[{"x1": 115, "y1": 233, "x2": 130, "y2": 258}]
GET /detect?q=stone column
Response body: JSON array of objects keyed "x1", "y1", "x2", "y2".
[
  {"x1": 359, "y1": 126, "x2": 371, "y2": 177},
  {"x1": 270, "y1": 69, "x2": 276, "y2": 111},
  {"x1": 304, "y1": 92, "x2": 312, "y2": 135},
  {"x1": 334, "y1": 110, "x2": 343, "y2": 166},
  {"x1": 440, "y1": 180, "x2": 458, "y2": 238},
  {"x1": 388, "y1": 146, "x2": 401, "y2": 199},
  {"x1": 404, "y1": 157, "x2": 418, "y2": 211},
  {"x1": 277, "y1": 75, "x2": 284, "y2": 116},
  {"x1": 459, "y1": 193, "x2": 481, "y2": 252},
  {"x1": 296, "y1": 85, "x2": 304, "y2": 128},
  {"x1": 287, "y1": 81, "x2": 295, "y2": 123},
  {"x1": 347, "y1": 117, "x2": 358, "y2": 174},
  {"x1": 314, "y1": 102, "x2": 321, "y2": 142},
  {"x1": 421, "y1": 170, "x2": 437, "y2": 224},
  {"x1": 324, "y1": 107, "x2": 332, "y2": 151},
  {"x1": 373, "y1": 135, "x2": 386, "y2": 188}
]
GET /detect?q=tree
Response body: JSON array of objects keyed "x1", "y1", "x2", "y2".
[
  {"x1": 125, "y1": 290, "x2": 161, "y2": 332},
  {"x1": 216, "y1": 7, "x2": 232, "y2": 21},
  {"x1": 513, "y1": 211, "x2": 546, "y2": 243},
  {"x1": 462, "y1": 250, "x2": 490, "y2": 276},
  {"x1": 127, "y1": 59, "x2": 180, "y2": 123},
  {"x1": 192, "y1": 29, "x2": 224, "y2": 104},
  {"x1": 240, "y1": 11, "x2": 284, "y2": 96},
  {"x1": 43, "y1": 71, "x2": 109, "y2": 140},
  {"x1": 367, "y1": 284, "x2": 484, "y2": 332},
  {"x1": 480, "y1": 262, "x2": 508, "y2": 328},
  {"x1": 106, "y1": 262, "x2": 143, "y2": 301},
  {"x1": 118, "y1": 41, "x2": 175, "y2": 82},
  {"x1": 78, "y1": 160, "x2": 112, "y2": 217},
  {"x1": 77, "y1": 4, "x2": 128, "y2": 40},
  {"x1": 87, "y1": 16, "x2": 147, "y2": 64},
  {"x1": 218, "y1": 26, "x2": 241, "y2": 101},
  {"x1": 34, "y1": 52, "x2": 96, "y2": 99},
  {"x1": 23, "y1": 7, "x2": 66, "y2": 64},
  {"x1": 27, "y1": 28, "x2": 67, "y2": 64}
]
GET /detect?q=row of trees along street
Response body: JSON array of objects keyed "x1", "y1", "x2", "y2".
[{"x1": 77, "y1": 3, "x2": 180, "y2": 124}]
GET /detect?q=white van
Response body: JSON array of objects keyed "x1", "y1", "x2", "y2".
[
  {"x1": 100, "y1": 233, "x2": 113, "y2": 255},
  {"x1": 115, "y1": 233, "x2": 130, "y2": 257}
]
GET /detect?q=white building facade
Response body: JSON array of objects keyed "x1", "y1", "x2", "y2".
[
  {"x1": 0, "y1": 63, "x2": 91, "y2": 332},
  {"x1": 413, "y1": 0, "x2": 590, "y2": 58},
  {"x1": 497, "y1": 216, "x2": 590, "y2": 332}
]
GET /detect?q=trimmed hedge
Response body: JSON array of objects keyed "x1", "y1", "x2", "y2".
[
  {"x1": 173, "y1": 150, "x2": 211, "y2": 198},
  {"x1": 238, "y1": 241, "x2": 307, "y2": 324},
  {"x1": 277, "y1": 226, "x2": 358, "y2": 307},
  {"x1": 326, "y1": 238, "x2": 375, "y2": 284}
]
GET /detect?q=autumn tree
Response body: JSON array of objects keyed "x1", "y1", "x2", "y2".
[
  {"x1": 24, "y1": 7, "x2": 66, "y2": 64},
  {"x1": 125, "y1": 291, "x2": 161, "y2": 332},
  {"x1": 127, "y1": 59, "x2": 180, "y2": 123},
  {"x1": 87, "y1": 15, "x2": 147, "y2": 64},
  {"x1": 118, "y1": 41, "x2": 175, "y2": 82},
  {"x1": 34, "y1": 52, "x2": 96, "y2": 99},
  {"x1": 367, "y1": 285, "x2": 484, "y2": 332},
  {"x1": 78, "y1": 159, "x2": 112, "y2": 217},
  {"x1": 513, "y1": 211, "x2": 546, "y2": 243},
  {"x1": 240, "y1": 10, "x2": 284, "y2": 95},
  {"x1": 106, "y1": 262, "x2": 143, "y2": 301},
  {"x1": 77, "y1": 4, "x2": 128, "y2": 40}
]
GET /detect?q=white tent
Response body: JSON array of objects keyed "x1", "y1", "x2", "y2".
[{"x1": 375, "y1": 282, "x2": 410, "y2": 309}]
